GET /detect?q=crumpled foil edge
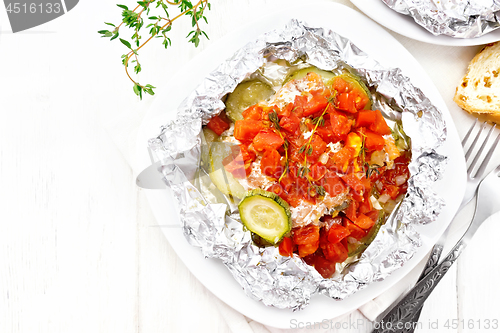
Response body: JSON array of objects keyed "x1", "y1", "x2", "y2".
[
  {"x1": 382, "y1": 0, "x2": 500, "y2": 38},
  {"x1": 148, "y1": 19, "x2": 447, "y2": 310}
]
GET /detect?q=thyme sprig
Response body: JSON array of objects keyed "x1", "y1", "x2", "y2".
[
  {"x1": 297, "y1": 94, "x2": 337, "y2": 197},
  {"x1": 309, "y1": 184, "x2": 326, "y2": 197},
  {"x1": 359, "y1": 131, "x2": 382, "y2": 178},
  {"x1": 99, "y1": 0, "x2": 211, "y2": 99},
  {"x1": 312, "y1": 115, "x2": 326, "y2": 127},
  {"x1": 301, "y1": 95, "x2": 336, "y2": 167},
  {"x1": 268, "y1": 110, "x2": 290, "y2": 182},
  {"x1": 365, "y1": 164, "x2": 381, "y2": 178}
]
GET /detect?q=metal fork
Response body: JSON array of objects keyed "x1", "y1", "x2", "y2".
[
  {"x1": 373, "y1": 120, "x2": 500, "y2": 330},
  {"x1": 373, "y1": 163, "x2": 500, "y2": 333}
]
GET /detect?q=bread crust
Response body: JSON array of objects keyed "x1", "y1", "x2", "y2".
[{"x1": 454, "y1": 42, "x2": 500, "y2": 121}]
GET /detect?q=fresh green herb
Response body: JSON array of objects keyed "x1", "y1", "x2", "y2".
[
  {"x1": 315, "y1": 185, "x2": 326, "y2": 197},
  {"x1": 365, "y1": 163, "x2": 381, "y2": 179},
  {"x1": 312, "y1": 115, "x2": 325, "y2": 127},
  {"x1": 298, "y1": 166, "x2": 310, "y2": 178},
  {"x1": 99, "y1": 0, "x2": 211, "y2": 99},
  {"x1": 301, "y1": 94, "x2": 336, "y2": 165},
  {"x1": 268, "y1": 110, "x2": 281, "y2": 130},
  {"x1": 307, "y1": 184, "x2": 326, "y2": 197},
  {"x1": 268, "y1": 111, "x2": 289, "y2": 182}
]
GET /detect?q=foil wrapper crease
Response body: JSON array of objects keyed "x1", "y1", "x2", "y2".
[{"x1": 149, "y1": 20, "x2": 447, "y2": 310}]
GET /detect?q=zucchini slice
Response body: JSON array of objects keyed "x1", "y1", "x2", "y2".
[
  {"x1": 209, "y1": 141, "x2": 246, "y2": 199},
  {"x1": 284, "y1": 66, "x2": 338, "y2": 85},
  {"x1": 238, "y1": 189, "x2": 291, "y2": 244},
  {"x1": 225, "y1": 80, "x2": 274, "y2": 122},
  {"x1": 201, "y1": 127, "x2": 218, "y2": 169}
]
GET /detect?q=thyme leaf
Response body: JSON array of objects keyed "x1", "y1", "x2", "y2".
[{"x1": 99, "y1": 0, "x2": 211, "y2": 99}]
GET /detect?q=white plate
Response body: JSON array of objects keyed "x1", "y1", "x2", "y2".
[
  {"x1": 136, "y1": 2, "x2": 466, "y2": 329},
  {"x1": 350, "y1": 0, "x2": 500, "y2": 46}
]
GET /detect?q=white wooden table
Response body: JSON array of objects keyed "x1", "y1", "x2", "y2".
[{"x1": 1, "y1": 0, "x2": 499, "y2": 332}]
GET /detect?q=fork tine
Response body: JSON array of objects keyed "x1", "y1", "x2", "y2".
[
  {"x1": 472, "y1": 131, "x2": 500, "y2": 179},
  {"x1": 468, "y1": 123, "x2": 497, "y2": 172},
  {"x1": 462, "y1": 118, "x2": 478, "y2": 147},
  {"x1": 465, "y1": 121, "x2": 488, "y2": 160}
]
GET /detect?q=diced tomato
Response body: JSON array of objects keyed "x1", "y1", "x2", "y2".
[
  {"x1": 321, "y1": 215, "x2": 343, "y2": 229},
  {"x1": 314, "y1": 256, "x2": 337, "y2": 278},
  {"x1": 242, "y1": 105, "x2": 263, "y2": 120},
  {"x1": 322, "y1": 241, "x2": 348, "y2": 262},
  {"x1": 356, "y1": 110, "x2": 377, "y2": 128},
  {"x1": 206, "y1": 115, "x2": 230, "y2": 136},
  {"x1": 234, "y1": 120, "x2": 263, "y2": 142},
  {"x1": 352, "y1": 89, "x2": 370, "y2": 111},
  {"x1": 336, "y1": 92, "x2": 358, "y2": 113},
  {"x1": 330, "y1": 113, "x2": 352, "y2": 142},
  {"x1": 364, "y1": 130, "x2": 385, "y2": 151},
  {"x1": 331, "y1": 76, "x2": 350, "y2": 93},
  {"x1": 279, "y1": 237, "x2": 294, "y2": 257},
  {"x1": 302, "y1": 253, "x2": 319, "y2": 266},
  {"x1": 269, "y1": 182, "x2": 285, "y2": 196},
  {"x1": 222, "y1": 153, "x2": 246, "y2": 179},
  {"x1": 327, "y1": 224, "x2": 351, "y2": 244},
  {"x1": 285, "y1": 172, "x2": 316, "y2": 206},
  {"x1": 314, "y1": 118, "x2": 335, "y2": 143},
  {"x1": 358, "y1": 192, "x2": 373, "y2": 215},
  {"x1": 260, "y1": 149, "x2": 282, "y2": 178},
  {"x1": 354, "y1": 213, "x2": 376, "y2": 229},
  {"x1": 293, "y1": 225, "x2": 320, "y2": 245},
  {"x1": 252, "y1": 130, "x2": 284, "y2": 152},
  {"x1": 277, "y1": 103, "x2": 294, "y2": 117},
  {"x1": 279, "y1": 171, "x2": 295, "y2": 193},
  {"x1": 298, "y1": 242, "x2": 319, "y2": 257},
  {"x1": 332, "y1": 146, "x2": 355, "y2": 173},
  {"x1": 302, "y1": 89, "x2": 329, "y2": 117},
  {"x1": 369, "y1": 110, "x2": 392, "y2": 135},
  {"x1": 305, "y1": 135, "x2": 327, "y2": 164},
  {"x1": 287, "y1": 136, "x2": 306, "y2": 164},
  {"x1": 332, "y1": 76, "x2": 369, "y2": 112},
  {"x1": 366, "y1": 210, "x2": 380, "y2": 223},
  {"x1": 286, "y1": 189, "x2": 304, "y2": 208},
  {"x1": 381, "y1": 155, "x2": 410, "y2": 185},
  {"x1": 343, "y1": 218, "x2": 366, "y2": 240},
  {"x1": 383, "y1": 184, "x2": 400, "y2": 200},
  {"x1": 310, "y1": 162, "x2": 327, "y2": 181},
  {"x1": 321, "y1": 171, "x2": 347, "y2": 196},
  {"x1": 343, "y1": 200, "x2": 358, "y2": 222},
  {"x1": 279, "y1": 113, "x2": 300, "y2": 134},
  {"x1": 306, "y1": 72, "x2": 325, "y2": 86},
  {"x1": 342, "y1": 173, "x2": 370, "y2": 197},
  {"x1": 294, "y1": 94, "x2": 308, "y2": 111},
  {"x1": 239, "y1": 144, "x2": 256, "y2": 164}
]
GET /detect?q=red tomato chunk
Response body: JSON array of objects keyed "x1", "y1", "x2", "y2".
[
  {"x1": 210, "y1": 70, "x2": 411, "y2": 278},
  {"x1": 207, "y1": 115, "x2": 230, "y2": 136}
]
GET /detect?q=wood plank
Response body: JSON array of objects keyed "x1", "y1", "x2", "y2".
[
  {"x1": 136, "y1": 192, "x2": 231, "y2": 333},
  {"x1": 458, "y1": 213, "x2": 500, "y2": 333}
]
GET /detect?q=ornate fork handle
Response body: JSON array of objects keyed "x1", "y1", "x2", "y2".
[
  {"x1": 401, "y1": 242, "x2": 444, "y2": 327},
  {"x1": 373, "y1": 240, "x2": 466, "y2": 333},
  {"x1": 420, "y1": 243, "x2": 444, "y2": 277}
]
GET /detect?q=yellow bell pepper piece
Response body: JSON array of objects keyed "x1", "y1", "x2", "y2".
[{"x1": 345, "y1": 132, "x2": 362, "y2": 158}]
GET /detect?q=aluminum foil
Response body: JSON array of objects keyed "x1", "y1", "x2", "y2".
[
  {"x1": 148, "y1": 19, "x2": 447, "y2": 310},
  {"x1": 383, "y1": 0, "x2": 500, "y2": 38}
]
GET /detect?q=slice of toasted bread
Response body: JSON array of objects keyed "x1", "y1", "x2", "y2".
[{"x1": 454, "y1": 42, "x2": 500, "y2": 122}]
